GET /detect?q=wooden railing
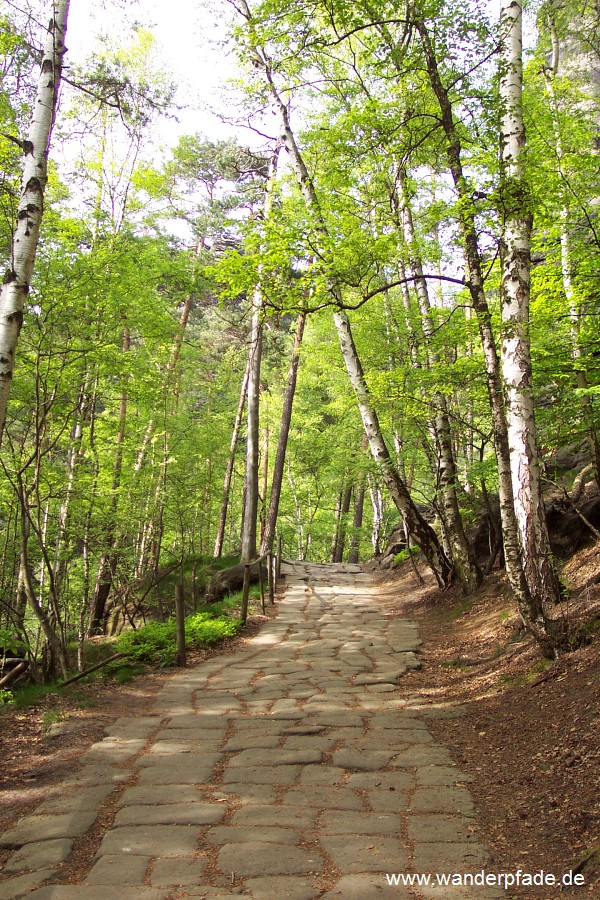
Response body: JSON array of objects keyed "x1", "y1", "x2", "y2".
[{"x1": 241, "y1": 537, "x2": 283, "y2": 624}]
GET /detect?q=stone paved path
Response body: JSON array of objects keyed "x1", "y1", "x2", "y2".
[{"x1": 0, "y1": 563, "x2": 502, "y2": 899}]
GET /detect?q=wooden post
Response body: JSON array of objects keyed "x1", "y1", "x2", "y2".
[
  {"x1": 175, "y1": 583, "x2": 186, "y2": 668},
  {"x1": 241, "y1": 564, "x2": 251, "y2": 625},
  {"x1": 276, "y1": 534, "x2": 282, "y2": 581},
  {"x1": 267, "y1": 551, "x2": 275, "y2": 605},
  {"x1": 258, "y1": 560, "x2": 266, "y2": 614}
]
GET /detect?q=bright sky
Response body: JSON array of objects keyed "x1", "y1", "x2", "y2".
[{"x1": 66, "y1": 0, "x2": 242, "y2": 146}]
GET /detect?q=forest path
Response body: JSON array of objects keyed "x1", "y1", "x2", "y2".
[{"x1": 0, "y1": 563, "x2": 502, "y2": 899}]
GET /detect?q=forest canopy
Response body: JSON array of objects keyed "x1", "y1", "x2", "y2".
[{"x1": 0, "y1": 0, "x2": 599, "y2": 677}]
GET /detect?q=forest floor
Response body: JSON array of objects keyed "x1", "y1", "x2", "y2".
[
  {"x1": 0, "y1": 553, "x2": 599, "y2": 897},
  {"x1": 384, "y1": 548, "x2": 600, "y2": 896}
]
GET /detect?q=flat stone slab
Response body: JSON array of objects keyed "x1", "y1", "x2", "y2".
[
  {"x1": 217, "y1": 841, "x2": 323, "y2": 878},
  {"x1": 85, "y1": 854, "x2": 150, "y2": 885},
  {"x1": 319, "y1": 835, "x2": 408, "y2": 874},
  {"x1": 97, "y1": 825, "x2": 200, "y2": 857},
  {"x1": 227, "y1": 749, "x2": 322, "y2": 767},
  {"x1": 136, "y1": 759, "x2": 219, "y2": 784},
  {"x1": 332, "y1": 749, "x2": 393, "y2": 771},
  {"x1": 114, "y1": 803, "x2": 226, "y2": 826},
  {"x1": 0, "y1": 871, "x2": 49, "y2": 899},
  {"x1": 0, "y1": 812, "x2": 97, "y2": 847},
  {"x1": 411, "y1": 840, "x2": 489, "y2": 871},
  {"x1": 221, "y1": 765, "x2": 300, "y2": 785},
  {"x1": 353, "y1": 671, "x2": 407, "y2": 685},
  {"x1": 320, "y1": 811, "x2": 402, "y2": 835},
  {"x1": 150, "y1": 856, "x2": 208, "y2": 886},
  {"x1": 322, "y1": 873, "x2": 412, "y2": 898},
  {"x1": 211, "y1": 783, "x2": 278, "y2": 804},
  {"x1": 230, "y1": 806, "x2": 316, "y2": 829},
  {"x1": 36, "y1": 785, "x2": 115, "y2": 815},
  {"x1": 119, "y1": 785, "x2": 206, "y2": 806},
  {"x1": 2, "y1": 838, "x2": 73, "y2": 874},
  {"x1": 243, "y1": 876, "x2": 321, "y2": 899},
  {"x1": 282, "y1": 787, "x2": 366, "y2": 811},
  {"x1": 205, "y1": 826, "x2": 301, "y2": 846},
  {"x1": 26, "y1": 889, "x2": 167, "y2": 900},
  {"x1": 411, "y1": 786, "x2": 475, "y2": 816},
  {"x1": 407, "y1": 814, "x2": 478, "y2": 843}
]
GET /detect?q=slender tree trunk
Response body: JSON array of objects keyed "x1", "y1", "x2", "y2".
[
  {"x1": 241, "y1": 27, "x2": 451, "y2": 583},
  {"x1": 334, "y1": 309, "x2": 453, "y2": 587},
  {"x1": 240, "y1": 149, "x2": 279, "y2": 561},
  {"x1": 0, "y1": 1, "x2": 70, "y2": 441},
  {"x1": 333, "y1": 483, "x2": 353, "y2": 563},
  {"x1": 542, "y1": 10, "x2": 600, "y2": 489},
  {"x1": 18, "y1": 481, "x2": 68, "y2": 677},
  {"x1": 330, "y1": 485, "x2": 344, "y2": 562},
  {"x1": 87, "y1": 326, "x2": 130, "y2": 635},
  {"x1": 413, "y1": 17, "x2": 553, "y2": 638},
  {"x1": 499, "y1": 0, "x2": 562, "y2": 637},
  {"x1": 260, "y1": 313, "x2": 306, "y2": 554},
  {"x1": 214, "y1": 360, "x2": 250, "y2": 557},
  {"x1": 53, "y1": 370, "x2": 90, "y2": 598},
  {"x1": 240, "y1": 293, "x2": 263, "y2": 562},
  {"x1": 369, "y1": 478, "x2": 384, "y2": 556},
  {"x1": 348, "y1": 433, "x2": 368, "y2": 564},
  {"x1": 395, "y1": 165, "x2": 481, "y2": 592}
]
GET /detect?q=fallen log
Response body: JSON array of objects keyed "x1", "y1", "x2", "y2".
[
  {"x1": 59, "y1": 652, "x2": 125, "y2": 687},
  {"x1": 205, "y1": 561, "x2": 261, "y2": 604},
  {"x1": 0, "y1": 660, "x2": 29, "y2": 689}
]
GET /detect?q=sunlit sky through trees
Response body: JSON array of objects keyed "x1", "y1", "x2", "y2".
[{"x1": 67, "y1": 0, "x2": 240, "y2": 147}]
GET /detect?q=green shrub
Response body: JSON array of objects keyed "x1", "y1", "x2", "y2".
[
  {"x1": 116, "y1": 609, "x2": 242, "y2": 668},
  {"x1": 394, "y1": 545, "x2": 419, "y2": 565}
]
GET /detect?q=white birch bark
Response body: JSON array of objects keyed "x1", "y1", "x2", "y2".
[
  {"x1": 0, "y1": 1, "x2": 70, "y2": 441},
  {"x1": 259, "y1": 313, "x2": 306, "y2": 555},
  {"x1": 396, "y1": 167, "x2": 481, "y2": 592},
  {"x1": 499, "y1": 0, "x2": 562, "y2": 630},
  {"x1": 240, "y1": 148, "x2": 279, "y2": 561},
  {"x1": 214, "y1": 360, "x2": 250, "y2": 557}
]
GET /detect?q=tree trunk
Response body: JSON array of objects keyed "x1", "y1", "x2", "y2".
[
  {"x1": 413, "y1": 18, "x2": 554, "y2": 641},
  {"x1": 348, "y1": 433, "x2": 368, "y2": 564},
  {"x1": 499, "y1": 0, "x2": 562, "y2": 636},
  {"x1": 87, "y1": 326, "x2": 130, "y2": 635},
  {"x1": 334, "y1": 309, "x2": 453, "y2": 587},
  {"x1": 214, "y1": 360, "x2": 250, "y2": 556},
  {"x1": 260, "y1": 313, "x2": 306, "y2": 554},
  {"x1": 242, "y1": 26, "x2": 451, "y2": 584},
  {"x1": 240, "y1": 148, "x2": 279, "y2": 561},
  {"x1": 18, "y1": 482, "x2": 68, "y2": 678},
  {"x1": 240, "y1": 294, "x2": 263, "y2": 562},
  {"x1": 395, "y1": 165, "x2": 481, "y2": 592},
  {"x1": 0, "y1": 1, "x2": 70, "y2": 441},
  {"x1": 333, "y1": 483, "x2": 353, "y2": 563},
  {"x1": 542, "y1": 9, "x2": 600, "y2": 490}
]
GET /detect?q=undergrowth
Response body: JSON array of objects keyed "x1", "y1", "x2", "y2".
[{"x1": 114, "y1": 609, "x2": 242, "y2": 668}]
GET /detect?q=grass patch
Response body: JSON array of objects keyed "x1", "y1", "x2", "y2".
[
  {"x1": 440, "y1": 658, "x2": 471, "y2": 671},
  {"x1": 41, "y1": 709, "x2": 63, "y2": 730},
  {"x1": 444, "y1": 600, "x2": 474, "y2": 621},
  {"x1": 8, "y1": 683, "x2": 59, "y2": 709},
  {"x1": 115, "y1": 608, "x2": 242, "y2": 668}
]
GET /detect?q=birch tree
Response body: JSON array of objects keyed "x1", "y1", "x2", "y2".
[
  {"x1": 0, "y1": 0, "x2": 70, "y2": 442},
  {"x1": 498, "y1": 0, "x2": 562, "y2": 631}
]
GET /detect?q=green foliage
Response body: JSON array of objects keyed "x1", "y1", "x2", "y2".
[
  {"x1": 394, "y1": 546, "x2": 419, "y2": 565},
  {"x1": 116, "y1": 610, "x2": 242, "y2": 667}
]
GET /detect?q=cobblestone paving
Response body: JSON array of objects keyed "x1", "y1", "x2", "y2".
[{"x1": 0, "y1": 563, "x2": 502, "y2": 899}]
